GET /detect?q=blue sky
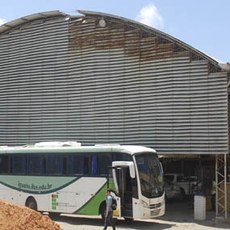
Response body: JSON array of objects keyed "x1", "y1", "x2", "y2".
[{"x1": 0, "y1": 0, "x2": 229, "y2": 63}]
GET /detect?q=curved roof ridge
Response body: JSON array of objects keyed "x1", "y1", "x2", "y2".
[
  {"x1": 78, "y1": 10, "x2": 225, "y2": 68},
  {"x1": 0, "y1": 10, "x2": 68, "y2": 34}
]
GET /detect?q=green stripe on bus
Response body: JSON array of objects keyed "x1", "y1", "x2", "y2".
[
  {"x1": 76, "y1": 181, "x2": 116, "y2": 215},
  {"x1": 0, "y1": 175, "x2": 80, "y2": 194},
  {"x1": 76, "y1": 183, "x2": 107, "y2": 215}
]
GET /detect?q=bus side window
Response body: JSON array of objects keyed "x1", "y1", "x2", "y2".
[
  {"x1": 28, "y1": 155, "x2": 44, "y2": 175},
  {"x1": 68, "y1": 155, "x2": 84, "y2": 176},
  {"x1": 78, "y1": 157, "x2": 84, "y2": 174},
  {"x1": 0, "y1": 156, "x2": 10, "y2": 174},
  {"x1": 68, "y1": 155, "x2": 74, "y2": 175},
  {"x1": 91, "y1": 154, "x2": 98, "y2": 176},
  {"x1": 98, "y1": 154, "x2": 112, "y2": 176},
  {"x1": 68, "y1": 154, "x2": 97, "y2": 176},
  {"x1": 63, "y1": 156, "x2": 68, "y2": 175},
  {"x1": 47, "y1": 155, "x2": 63, "y2": 175},
  {"x1": 113, "y1": 153, "x2": 132, "y2": 161},
  {"x1": 83, "y1": 157, "x2": 90, "y2": 175},
  {"x1": 12, "y1": 155, "x2": 27, "y2": 175}
]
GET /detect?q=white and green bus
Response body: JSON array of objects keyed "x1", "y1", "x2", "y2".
[{"x1": 0, "y1": 142, "x2": 165, "y2": 220}]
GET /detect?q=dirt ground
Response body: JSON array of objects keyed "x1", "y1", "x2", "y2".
[{"x1": 0, "y1": 200, "x2": 61, "y2": 230}]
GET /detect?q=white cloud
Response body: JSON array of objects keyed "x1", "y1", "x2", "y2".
[
  {"x1": 136, "y1": 3, "x2": 164, "y2": 29},
  {"x1": 0, "y1": 18, "x2": 6, "y2": 26}
]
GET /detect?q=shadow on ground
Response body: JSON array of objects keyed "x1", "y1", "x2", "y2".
[
  {"x1": 160, "y1": 198, "x2": 230, "y2": 229},
  {"x1": 56, "y1": 215, "x2": 175, "y2": 230},
  {"x1": 54, "y1": 198, "x2": 230, "y2": 229}
]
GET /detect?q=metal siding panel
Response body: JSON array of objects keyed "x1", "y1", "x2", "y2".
[{"x1": 0, "y1": 15, "x2": 228, "y2": 155}]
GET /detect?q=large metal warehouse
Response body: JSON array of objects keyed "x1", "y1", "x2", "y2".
[{"x1": 0, "y1": 10, "x2": 229, "y2": 217}]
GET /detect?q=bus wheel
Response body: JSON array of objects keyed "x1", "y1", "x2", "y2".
[{"x1": 25, "y1": 197, "x2": 37, "y2": 211}]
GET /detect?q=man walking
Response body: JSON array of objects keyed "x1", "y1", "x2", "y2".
[{"x1": 103, "y1": 189, "x2": 116, "y2": 230}]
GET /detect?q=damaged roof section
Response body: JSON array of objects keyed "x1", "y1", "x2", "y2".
[
  {"x1": 67, "y1": 10, "x2": 225, "y2": 71},
  {"x1": 0, "y1": 9, "x2": 227, "y2": 71},
  {"x1": 69, "y1": 19, "x2": 188, "y2": 62}
]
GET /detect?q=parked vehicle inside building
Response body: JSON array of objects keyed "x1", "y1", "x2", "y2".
[
  {"x1": 164, "y1": 173, "x2": 198, "y2": 196},
  {"x1": 164, "y1": 179, "x2": 184, "y2": 200}
]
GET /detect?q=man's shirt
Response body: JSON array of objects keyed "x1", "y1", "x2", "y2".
[{"x1": 107, "y1": 195, "x2": 113, "y2": 212}]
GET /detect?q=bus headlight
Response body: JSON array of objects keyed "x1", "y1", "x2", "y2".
[{"x1": 141, "y1": 200, "x2": 149, "y2": 208}]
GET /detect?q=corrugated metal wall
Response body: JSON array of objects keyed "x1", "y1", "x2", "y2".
[{"x1": 0, "y1": 14, "x2": 228, "y2": 154}]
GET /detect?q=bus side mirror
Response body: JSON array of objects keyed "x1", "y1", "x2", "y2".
[{"x1": 129, "y1": 162, "x2": 135, "y2": 179}]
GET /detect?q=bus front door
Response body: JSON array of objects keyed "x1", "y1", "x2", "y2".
[{"x1": 111, "y1": 161, "x2": 136, "y2": 220}]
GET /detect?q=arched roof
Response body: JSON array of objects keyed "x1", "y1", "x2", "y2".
[
  {"x1": 0, "y1": 10, "x2": 68, "y2": 34},
  {"x1": 0, "y1": 9, "x2": 228, "y2": 71},
  {"x1": 78, "y1": 10, "x2": 229, "y2": 72}
]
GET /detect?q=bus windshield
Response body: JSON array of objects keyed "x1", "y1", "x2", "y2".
[{"x1": 135, "y1": 153, "x2": 164, "y2": 198}]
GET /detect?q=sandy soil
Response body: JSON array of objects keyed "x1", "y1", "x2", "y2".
[{"x1": 0, "y1": 200, "x2": 61, "y2": 230}]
